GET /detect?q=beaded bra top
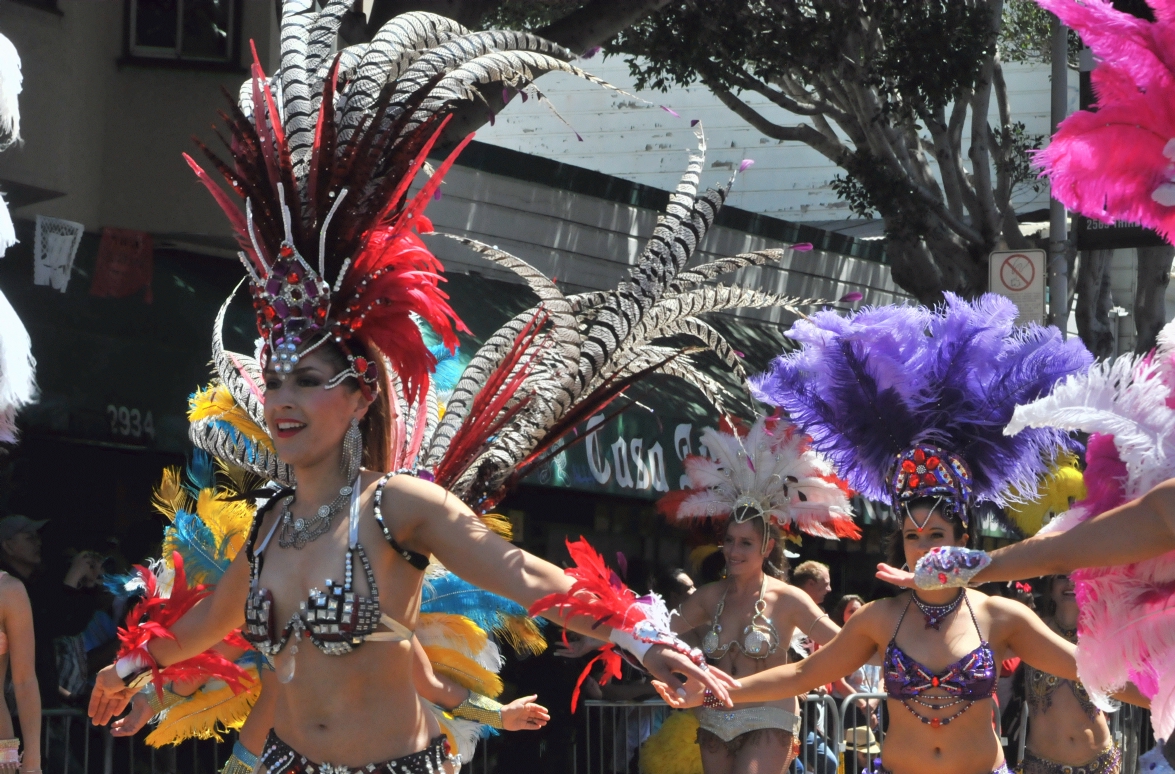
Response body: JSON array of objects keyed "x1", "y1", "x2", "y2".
[
  {"x1": 883, "y1": 594, "x2": 996, "y2": 701},
  {"x1": 1024, "y1": 627, "x2": 1100, "y2": 720},
  {"x1": 242, "y1": 475, "x2": 424, "y2": 657},
  {"x1": 701, "y1": 576, "x2": 781, "y2": 661}
]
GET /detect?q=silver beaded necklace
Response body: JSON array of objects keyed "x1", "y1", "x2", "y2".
[{"x1": 277, "y1": 481, "x2": 354, "y2": 549}]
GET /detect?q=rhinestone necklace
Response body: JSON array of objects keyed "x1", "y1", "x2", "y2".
[
  {"x1": 277, "y1": 482, "x2": 354, "y2": 549},
  {"x1": 912, "y1": 589, "x2": 964, "y2": 630}
]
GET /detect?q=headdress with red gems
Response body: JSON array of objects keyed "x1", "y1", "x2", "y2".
[
  {"x1": 751, "y1": 294, "x2": 1092, "y2": 530},
  {"x1": 183, "y1": 0, "x2": 620, "y2": 404},
  {"x1": 889, "y1": 444, "x2": 973, "y2": 528}
]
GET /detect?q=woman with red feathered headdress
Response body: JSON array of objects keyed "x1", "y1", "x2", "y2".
[{"x1": 85, "y1": 4, "x2": 736, "y2": 772}]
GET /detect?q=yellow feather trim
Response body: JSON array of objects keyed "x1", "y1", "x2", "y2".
[
  {"x1": 145, "y1": 672, "x2": 261, "y2": 747},
  {"x1": 494, "y1": 615, "x2": 547, "y2": 656},
  {"x1": 152, "y1": 467, "x2": 191, "y2": 522},
  {"x1": 423, "y1": 645, "x2": 503, "y2": 698},
  {"x1": 195, "y1": 488, "x2": 254, "y2": 562},
  {"x1": 639, "y1": 711, "x2": 702, "y2": 774},
  {"x1": 1005, "y1": 453, "x2": 1087, "y2": 537},
  {"x1": 417, "y1": 613, "x2": 488, "y2": 659},
  {"x1": 480, "y1": 512, "x2": 512, "y2": 540},
  {"x1": 188, "y1": 384, "x2": 274, "y2": 452}
]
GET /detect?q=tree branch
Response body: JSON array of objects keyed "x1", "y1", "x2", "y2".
[
  {"x1": 698, "y1": 73, "x2": 848, "y2": 163},
  {"x1": 537, "y1": 0, "x2": 678, "y2": 55}
]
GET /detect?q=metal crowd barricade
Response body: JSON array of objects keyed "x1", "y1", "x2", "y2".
[
  {"x1": 579, "y1": 694, "x2": 840, "y2": 774},
  {"x1": 41, "y1": 707, "x2": 232, "y2": 774},
  {"x1": 837, "y1": 693, "x2": 888, "y2": 774}
]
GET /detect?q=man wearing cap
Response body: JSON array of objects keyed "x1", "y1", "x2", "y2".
[{"x1": 0, "y1": 516, "x2": 45, "y2": 582}]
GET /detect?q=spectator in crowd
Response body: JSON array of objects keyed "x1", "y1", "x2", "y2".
[
  {"x1": 0, "y1": 518, "x2": 113, "y2": 708},
  {"x1": 789, "y1": 562, "x2": 839, "y2": 774},
  {"x1": 791, "y1": 561, "x2": 831, "y2": 607},
  {"x1": 657, "y1": 567, "x2": 696, "y2": 613},
  {"x1": 842, "y1": 727, "x2": 882, "y2": 774},
  {"x1": 697, "y1": 548, "x2": 726, "y2": 585},
  {"x1": 0, "y1": 562, "x2": 39, "y2": 774},
  {"x1": 831, "y1": 595, "x2": 882, "y2": 729}
]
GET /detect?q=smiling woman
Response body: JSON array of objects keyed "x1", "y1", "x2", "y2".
[{"x1": 650, "y1": 295, "x2": 1153, "y2": 774}]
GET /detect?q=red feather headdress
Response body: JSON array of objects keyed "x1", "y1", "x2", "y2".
[{"x1": 185, "y1": 44, "x2": 468, "y2": 405}]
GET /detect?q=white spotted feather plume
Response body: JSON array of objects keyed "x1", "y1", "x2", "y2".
[{"x1": 664, "y1": 416, "x2": 859, "y2": 541}]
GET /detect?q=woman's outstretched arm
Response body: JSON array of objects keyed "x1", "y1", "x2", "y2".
[
  {"x1": 655, "y1": 605, "x2": 879, "y2": 708},
  {"x1": 397, "y1": 476, "x2": 739, "y2": 702},
  {"x1": 877, "y1": 479, "x2": 1175, "y2": 587},
  {"x1": 89, "y1": 549, "x2": 252, "y2": 725},
  {"x1": 2, "y1": 578, "x2": 39, "y2": 773}
]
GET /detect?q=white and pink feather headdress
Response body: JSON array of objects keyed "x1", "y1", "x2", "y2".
[
  {"x1": 659, "y1": 415, "x2": 860, "y2": 543},
  {"x1": 1006, "y1": 318, "x2": 1175, "y2": 741}
]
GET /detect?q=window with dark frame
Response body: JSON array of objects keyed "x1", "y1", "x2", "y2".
[{"x1": 127, "y1": 0, "x2": 237, "y2": 64}]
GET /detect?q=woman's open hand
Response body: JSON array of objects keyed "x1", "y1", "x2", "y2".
[
  {"x1": 644, "y1": 646, "x2": 736, "y2": 707},
  {"x1": 500, "y1": 695, "x2": 550, "y2": 731},
  {"x1": 111, "y1": 692, "x2": 154, "y2": 737},
  {"x1": 88, "y1": 665, "x2": 137, "y2": 726},
  {"x1": 875, "y1": 563, "x2": 916, "y2": 589},
  {"x1": 651, "y1": 676, "x2": 707, "y2": 709}
]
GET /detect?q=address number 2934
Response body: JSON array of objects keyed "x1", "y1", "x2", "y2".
[{"x1": 106, "y1": 405, "x2": 156, "y2": 441}]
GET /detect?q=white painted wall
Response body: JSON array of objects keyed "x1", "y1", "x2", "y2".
[
  {"x1": 477, "y1": 55, "x2": 1075, "y2": 228},
  {"x1": 422, "y1": 164, "x2": 908, "y2": 323}
]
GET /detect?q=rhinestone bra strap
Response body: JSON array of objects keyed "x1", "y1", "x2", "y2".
[
  {"x1": 247, "y1": 488, "x2": 292, "y2": 584},
  {"x1": 348, "y1": 475, "x2": 362, "y2": 550},
  {"x1": 373, "y1": 471, "x2": 431, "y2": 571},
  {"x1": 961, "y1": 591, "x2": 983, "y2": 639},
  {"x1": 891, "y1": 596, "x2": 915, "y2": 642}
]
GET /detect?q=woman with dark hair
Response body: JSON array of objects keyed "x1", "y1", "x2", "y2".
[
  {"x1": 1015, "y1": 575, "x2": 1121, "y2": 774},
  {"x1": 831, "y1": 595, "x2": 865, "y2": 628},
  {"x1": 652, "y1": 296, "x2": 1152, "y2": 774},
  {"x1": 661, "y1": 416, "x2": 861, "y2": 774},
  {"x1": 82, "y1": 5, "x2": 759, "y2": 771}
]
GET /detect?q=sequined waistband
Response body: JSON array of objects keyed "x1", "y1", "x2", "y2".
[
  {"x1": 1016, "y1": 744, "x2": 1121, "y2": 774},
  {"x1": 694, "y1": 706, "x2": 801, "y2": 742},
  {"x1": 260, "y1": 730, "x2": 458, "y2": 774}
]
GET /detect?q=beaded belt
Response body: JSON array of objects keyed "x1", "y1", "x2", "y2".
[
  {"x1": 260, "y1": 731, "x2": 458, "y2": 774},
  {"x1": 1017, "y1": 745, "x2": 1121, "y2": 774}
]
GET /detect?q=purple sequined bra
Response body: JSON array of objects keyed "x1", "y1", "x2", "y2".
[{"x1": 884, "y1": 593, "x2": 997, "y2": 702}]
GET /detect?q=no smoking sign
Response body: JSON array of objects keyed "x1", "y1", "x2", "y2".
[{"x1": 989, "y1": 249, "x2": 1045, "y2": 325}]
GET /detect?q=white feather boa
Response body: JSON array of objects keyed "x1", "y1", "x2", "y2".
[{"x1": 1008, "y1": 321, "x2": 1175, "y2": 739}]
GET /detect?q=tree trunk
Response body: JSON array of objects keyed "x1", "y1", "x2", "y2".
[
  {"x1": 1134, "y1": 244, "x2": 1174, "y2": 354},
  {"x1": 1075, "y1": 249, "x2": 1115, "y2": 359}
]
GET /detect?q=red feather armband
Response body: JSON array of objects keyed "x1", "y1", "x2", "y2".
[
  {"x1": 115, "y1": 552, "x2": 253, "y2": 697},
  {"x1": 529, "y1": 538, "x2": 705, "y2": 710}
]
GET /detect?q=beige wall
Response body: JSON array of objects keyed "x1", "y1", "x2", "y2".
[{"x1": 0, "y1": 0, "x2": 275, "y2": 233}]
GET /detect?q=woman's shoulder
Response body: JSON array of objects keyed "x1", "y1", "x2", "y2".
[{"x1": 0, "y1": 573, "x2": 29, "y2": 606}]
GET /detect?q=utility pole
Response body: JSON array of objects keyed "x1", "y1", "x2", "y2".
[{"x1": 1048, "y1": 15, "x2": 1069, "y2": 336}]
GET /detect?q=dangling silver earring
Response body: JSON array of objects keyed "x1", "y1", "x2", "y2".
[
  {"x1": 341, "y1": 418, "x2": 362, "y2": 481},
  {"x1": 901, "y1": 563, "x2": 910, "y2": 572}
]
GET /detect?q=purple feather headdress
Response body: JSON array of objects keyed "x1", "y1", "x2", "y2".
[{"x1": 750, "y1": 294, "x2": 1092, "y2": 524}]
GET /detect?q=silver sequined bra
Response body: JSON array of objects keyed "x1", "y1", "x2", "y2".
[{"x1": 701, "y1": 576, "x2": 781, "y2": 660}]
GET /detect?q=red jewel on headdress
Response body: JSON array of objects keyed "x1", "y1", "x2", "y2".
[
  {"x1": 350, "y1": 317, "x2": 363, "y2": 330},
  {"x1": 926, "y1": 456, "x2": 940, "y2": 469},
  {"x1": 902, "y1": 460, "x2": 917, "y2": 473},
  {"x1": 913, "y1": 448, "x2": 926, "y2": 464},
  {"x1": 287, "y1": 270, "x2": 301, "y2": 285},
  {"x1": 263, "y1": 305, "x2": 276, "y2": 321},
  {"x1": 909, "y1": 474, "x2": 921, "y2": 488},
  {"x1": 279, "y1": 244, "x2": 294, "y2": 258},
  {"x1": 353, "y1": 356, "x2": 368, "y2": 374},
  {"x1": 314, "y1": 306, "x2": 328, "y2": 320}
]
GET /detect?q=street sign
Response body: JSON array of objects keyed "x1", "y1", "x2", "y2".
[
  {"x1": 989, "y1": 249, "x2": 1046, "y2": 325},
  {"x1": 1073, "y1": 216, "x2": 1167, "y2": 251}
]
